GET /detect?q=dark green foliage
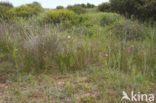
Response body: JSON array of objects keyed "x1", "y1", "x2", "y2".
[
  {"x1": 0, "y1": 6, "x2": 10, "y2": 21},
  {"x1": 79, "y1": 4, "x2": 86, "y2": 8},
  {"x1": 86, "y1": 3, "x2": 95, "y2": 8},
  {"x1": 110, "y1": 0, "x2": 156, "y2": 20},
  {"x1": 56, "y1": 6, "x2": 64, "y2": 9},
  {"x1": 71, "y1": 3, "x2": 95, "y2": 8},
  {"x1": 113, "y1": 20, "x2": 147, "y2": 40},
  {"x1": 67, "y1": 5, "x2": 86, "y2": 14},
  {"x1": 9, "y1": 3, "x2": 43, "y2": 18},
  {"x1": 98, "y1": 2, "x2": 111, "y2": 12},
  {"x1": 32, "y1": 1, "x2": 42, "y2": 7},
  {"x1": 0, "y1": 2, "x2": 13, "y2": 9},
  {"x1": 0, "y1": 2, "x2": 13, "y2": 21},
  {"x1": 43, "y1": 9, "x2": 78, "y2": 24}
]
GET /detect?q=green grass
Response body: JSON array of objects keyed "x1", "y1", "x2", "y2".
[{"x1": 0, "y1": 8, "x2": 156, "y2": 103}]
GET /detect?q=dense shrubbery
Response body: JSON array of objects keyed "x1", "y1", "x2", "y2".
[
  {"x1": 113, "y1": 20, "x2": 147, "y2": 40},
  {"x1": 9, "y1": 3, "x2": 43, "y2": 18},
  {"x1": 98, "y1": 2, "x2": 111, "y2": 12},
  {"x1": 110, "y1": 0, "x2": 156, "y2": 20},
  {"x1": 0, "y1": 2, "x2": 13, "y2": 21},
  {"x1": 67, "y1": 5, "x2": 86, "y2": 14},
  {"x1": 43, "y1": 9, "x2": 78, "y2": 24},
  {"x1": 0, "y1": 6, "x2": 10, "y2": 21}
]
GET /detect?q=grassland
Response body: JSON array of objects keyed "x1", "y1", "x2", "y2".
[{"x1": 0, "y1": 8, "x2": 156, "y2": 103}]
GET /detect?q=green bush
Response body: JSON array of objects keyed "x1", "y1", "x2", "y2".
[
  {"x1": 113, "y1": 20, "x2": 147, "y2": 40},
  {"x1": 100, "y1": 13, "x2": 123, "y2": 26},
  {"x1": 98, "y1": 2, "x2": 111, "y2": 12},
  {"x1": 110, "y1": 0, "x2": 156, "y2": 21},
  {"x1": 56, "y1": 6, "x2": 64, "y2": 9},
  {"x1": 77, "y1": 15, "x2": 93, "y2": 27},
  {"x1": 9, "y1": 3, "x2": 43, "y2": 18},
  {"x1": 43, "y1": 9, "x2": 78, "y2": 24},
  {"x1": 67, "y1": 5, "x2": 86, "y2": 14}
]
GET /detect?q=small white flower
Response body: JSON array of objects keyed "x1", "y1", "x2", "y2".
[{"x1": 67, "y1": 35, "x2": 71, "y2": 39}]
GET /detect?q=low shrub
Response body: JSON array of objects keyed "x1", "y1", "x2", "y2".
[
  {"x1": 113, "y1": 20, "x2": 147, "y2": 40},
  {"x1": 9, "y1": 3, "x2": 43, "y2": 18},
  {"x1": 100, "y1": 13, "x2": 123, "y2": 26},
  {"x1": 67, "y1": 5, "x2": 86, "y2": 14},
  {"x1": 43, "y1": 9, "x2": 78, "y2": 24},
  {"x1": 78, "y1": 15, "x2": 93, "y2": 27}
]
